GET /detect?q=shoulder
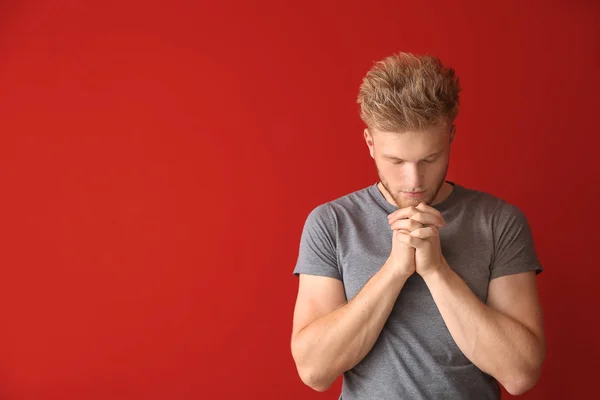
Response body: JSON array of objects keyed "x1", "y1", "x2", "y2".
[
  {"x1": 306, "y1": 184, "x2": 375, "y2": 219},
  {"x1": 327, "y1": 184, "x2": 378, "y2": 215},
  {"x1": 455, "y1": 183, "x2": 525, "y2": 221}
]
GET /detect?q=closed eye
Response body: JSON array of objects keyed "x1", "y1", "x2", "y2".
[
  {"x1": 389, "y1": 156, "x2": 439, "y2": 165},
  {"x1": 392, "y1": 159, "x2": 436, "y2": 165}
]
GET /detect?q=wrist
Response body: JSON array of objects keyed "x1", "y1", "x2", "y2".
[
  {"x1": 383, "y1": 259, "x2": 414, "y2": 281},
  {"x1": 420, "y1": 259, "x2": 450, "y2": 282}
]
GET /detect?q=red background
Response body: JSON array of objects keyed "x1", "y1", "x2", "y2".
[{"x1": 0, "y1": 1, "x2": 598, "y2": 399}]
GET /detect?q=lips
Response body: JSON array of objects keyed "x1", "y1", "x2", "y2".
[{"x1": 403, "y1": 191, "x2": 425, "y2": 197}]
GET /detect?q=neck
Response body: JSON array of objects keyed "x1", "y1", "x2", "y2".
[
  {"x1": 432, "y1": 181, "x2": 453, "y2": 205},
  {"x1": 378, "y1": 181, "x2": 453, "y2": 207}
]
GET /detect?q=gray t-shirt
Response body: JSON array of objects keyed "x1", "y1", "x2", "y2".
[{"x1": 293, "y1": 180, "x2": 543, "y2": 400}]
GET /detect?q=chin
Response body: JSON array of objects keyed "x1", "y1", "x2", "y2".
[{"x1": 393, "y1": 193, "x2": 433, "y2": 208}]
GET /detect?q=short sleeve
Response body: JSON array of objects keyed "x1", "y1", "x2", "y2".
[
  {"x1": 490, "y1": 203, "x2": 543, "y2": 280},
  {"x1": 292, "y1": 203, "x2": 341, "y2": 280}
]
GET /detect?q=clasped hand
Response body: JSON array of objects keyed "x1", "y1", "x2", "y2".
[{"x1": 387, "y1": 202, "x2": 447, "y2": 277}]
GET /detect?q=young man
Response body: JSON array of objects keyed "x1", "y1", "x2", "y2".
[{"x1": 290, "y1": 53, "x2": 545, "y2": 399}]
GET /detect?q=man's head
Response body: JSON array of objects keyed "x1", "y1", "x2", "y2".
[{"x1": 357, "y1": 52, "x2": 461, "y2": 209}]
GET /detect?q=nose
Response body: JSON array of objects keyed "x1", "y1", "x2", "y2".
[{"x1": 404, "y1": 164, "x2": 423, "y2": 190}]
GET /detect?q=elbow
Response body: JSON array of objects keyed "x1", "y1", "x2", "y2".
[
  {"x1": 504, "y1": 376, "x2": 537, "y2": 396},
  {"x1": 302, "y1": 370, "x2": 334, "y2": 392},
  {"x1": 502, "y1": 337, "x2": 546, "y2": 396},
  {"x1": 291, "y1": 343, "x2": 335, "y2": 392},
  {"x1": 296, "y1": 364, "x2": 334, "y2": 392},
  {"x1": 503, "y1": 366, "x2": 543, "y2": 396}
]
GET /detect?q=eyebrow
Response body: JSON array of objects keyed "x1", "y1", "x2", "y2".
[{"x1": 383, "y1": 150, "x2": 443, "y2": 162}]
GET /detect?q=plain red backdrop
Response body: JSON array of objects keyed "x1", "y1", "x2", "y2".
[{"x1": 0, "y1": 0, "x2": 598, "y2": 399}]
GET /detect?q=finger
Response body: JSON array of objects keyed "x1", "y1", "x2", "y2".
[
  {"x1": 390, "y1": 218, "x2": 424, "y2": 232},
  {"x1": 409, "y1": 226, "x2": 439, "y2": 239},
  {"x1": 415, "y1": 202, "x2": 443, "y2": 218},
  {"x1": 394, "y1": 230, "x2": 411, "y2": 246},
  {"x1": 396, "y1": 230, "x2": 425, "y2": 248},
  {"x1": 388, "y1": 206, "x2": 420, "y2": 224},
  {"x1": 409, "y1": 212, "x2": 445, "y2": 229}
]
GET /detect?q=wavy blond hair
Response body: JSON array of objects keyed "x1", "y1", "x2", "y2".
[{"x1": 357, "y1": 52, "x2": 461, "y2": 133}]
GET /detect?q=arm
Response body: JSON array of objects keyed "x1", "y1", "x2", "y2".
[
  {"x1": 291, "y1": 261, "x2": 409, "y2": 392},
  {"x1": 421, "y1": 265, "x2": 545, "y2": 395}
]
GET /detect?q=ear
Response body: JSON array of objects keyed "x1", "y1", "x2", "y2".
[
  {"x1": 364, "y1": 128, "x2": 375, "y2": 158},
  {"x1": 449, "y1": 124, "x2": 456, "y2": 144}
]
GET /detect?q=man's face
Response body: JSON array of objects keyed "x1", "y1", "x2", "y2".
[{"x1": 365, "y1": 124, "x2": 454, "y2": 209}]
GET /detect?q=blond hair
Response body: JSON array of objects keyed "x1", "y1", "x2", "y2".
[{"x1": 357, "y1": 52, "x2": 461, "y2": 133}]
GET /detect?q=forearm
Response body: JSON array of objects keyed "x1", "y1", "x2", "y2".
[
  {"x1": 294, "y1": 261, "x2": 409, "y2": 391},
  {"x1": 422, "y1": 262, "x2": 545, "y2": 395}
]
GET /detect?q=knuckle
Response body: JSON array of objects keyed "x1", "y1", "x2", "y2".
[
  {"x1": 392, "y1": 220, "x2": 406, "y2": 230},
  {"x1": 410, "y1": 212, "x2": 422, "y2": 222}
]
